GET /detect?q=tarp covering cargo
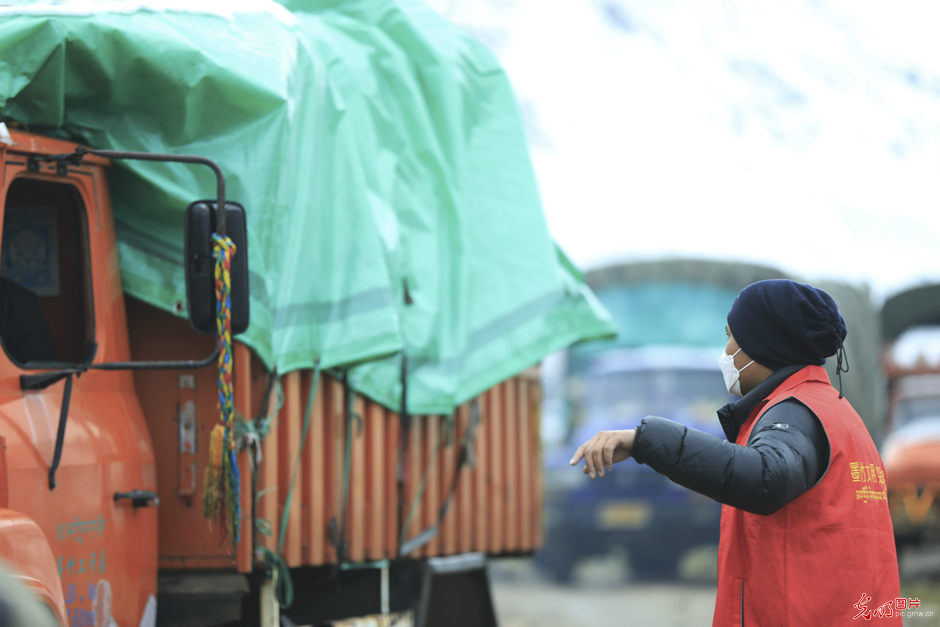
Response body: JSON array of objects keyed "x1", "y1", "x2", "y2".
[{"x1": 0, "y1": 0, "x2": 614, "y2": 413}]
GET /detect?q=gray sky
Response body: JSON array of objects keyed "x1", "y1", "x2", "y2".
[{"x1": 428, "y1": 0, "x2": 940, "y2": 299}]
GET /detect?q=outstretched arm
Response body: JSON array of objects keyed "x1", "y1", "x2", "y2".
[
  {"x1": 570, "y1": 399, "x2": 829, "y2": 516},
  {"x1": 631, "y1": 401, "x2": 828, "y2": 515}
]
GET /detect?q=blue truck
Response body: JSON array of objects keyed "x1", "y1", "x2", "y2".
[{"x1": 538, "y1": 260, "x2": 790, "y2": 582}]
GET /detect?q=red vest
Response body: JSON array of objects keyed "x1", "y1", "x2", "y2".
[{"x1": 713, "y1": 366, "x2": 901, "y2": 627}]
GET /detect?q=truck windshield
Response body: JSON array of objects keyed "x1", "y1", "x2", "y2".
[{"x1": 585, "y1": 369, "x2": 731, "y2": 425}]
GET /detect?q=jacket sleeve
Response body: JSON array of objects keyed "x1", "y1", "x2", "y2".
[{"x1": 631, "y1": 400, "x2": 830, "y2": 516}]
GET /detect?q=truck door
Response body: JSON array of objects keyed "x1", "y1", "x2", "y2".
[{"x1": 0, "y1": 160, "x2": 157, "y2": 627}]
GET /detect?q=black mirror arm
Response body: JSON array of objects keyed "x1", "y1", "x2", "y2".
[
  {"x1": 25, "y1": 345, "x2": 218, "y2": 491},
  {"x1": 20, "y1": 370, "x2": 81, "y2": 391},
  {"x1": 89, "y1": 345, "x2": 219, "y2": 371},
  {"x1": 48, "y1": 373, "x2": 73, "y2": 490},
  {"x1": 20, "y1": 345, "x2": 219, "y2": 384},
  {"x1": 72, "y1": 147, "x2": 227, "y2": 236}
]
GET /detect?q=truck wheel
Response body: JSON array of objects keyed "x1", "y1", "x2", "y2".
[
  {"x1": 535, "y1": 543, "x2": 579, "y2": 584},
  {"x1": 628, "y1": 544, "x2": 683, "y2": 581}
]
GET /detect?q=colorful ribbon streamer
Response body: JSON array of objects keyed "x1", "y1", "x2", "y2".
[{"x1": 202, "y1": 233, "x2": 240, "y2": 551}]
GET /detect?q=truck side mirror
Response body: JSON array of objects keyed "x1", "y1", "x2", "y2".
[{"x1": 185, "y1": 201, "x2": 250, "y2": 336}]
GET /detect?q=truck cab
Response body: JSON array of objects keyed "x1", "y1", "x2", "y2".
[
  {"x1": 882, "y1": 323, "x2": 940, "y2": 547},
  {"x1": 0, "y1": 131, "x2": 157, "y2": 626}
]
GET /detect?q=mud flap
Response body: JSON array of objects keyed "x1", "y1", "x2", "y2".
[{"x1": 415, "y1": 553, "x2": 497, "y2": 627}]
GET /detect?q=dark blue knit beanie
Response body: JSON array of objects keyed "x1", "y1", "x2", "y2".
[{"x1": 727, "y1": 280, "x2": 847, "y2": 371}]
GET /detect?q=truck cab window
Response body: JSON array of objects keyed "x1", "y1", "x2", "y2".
[{"x1": 1, "y1": 178, "x2": 93, "y2": 367}]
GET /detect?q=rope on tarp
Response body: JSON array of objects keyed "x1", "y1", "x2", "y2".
[
  {"x1": 399, "y1": 417, "x2": 447, "y2": 555},
  {"x1": 398, "y1": 399, "x2": 481, "y2": 556},
  {"x1": 396, "y1": 353, "x2": 409, "y2": 557},
  {"x1": 234, "y1": 368, "x2": 281, "y2": 544},
  {"x1": 260, "y1": 549, "x2": 293, "y2": 611},
  {"x1": 328, "y1": 372, "x2": 361, "y2": 569},
  {"x1": 202, "y1": 233, "x2": 240, "y2": 552},
  {"x1": 233, "y1": 366, "x2": 279, "y2": 472}
]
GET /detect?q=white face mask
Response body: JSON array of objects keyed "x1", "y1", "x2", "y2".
[{"x1": 718, "y1": 348, "x2": 754, "y2": 397}]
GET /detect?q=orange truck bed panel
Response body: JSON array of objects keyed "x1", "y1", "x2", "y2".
[{"x1": 128, "y1": 299, "x2": 542, "y2": 570}]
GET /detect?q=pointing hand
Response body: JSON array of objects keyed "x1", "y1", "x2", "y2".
[{"x1": 569, "y1": 429, "x2": 636, "y2": 479}]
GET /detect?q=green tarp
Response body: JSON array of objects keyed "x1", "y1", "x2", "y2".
[{"x1": 0, "y1": 0, "x2": 614, "y2": 414}]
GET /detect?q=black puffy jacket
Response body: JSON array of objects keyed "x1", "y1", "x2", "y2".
[{"x1": 631, "y1": 365, "x2": 831, "y2": 516}]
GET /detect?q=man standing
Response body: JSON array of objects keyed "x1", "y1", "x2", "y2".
[{"x1": 570, "y1": 279, "x2": 901, "y2": 626}]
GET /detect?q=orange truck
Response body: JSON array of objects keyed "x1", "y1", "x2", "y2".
[
  {"x1": 881, "y1": 284, "x2": 940, "y2": 548},
  {"x1": 0, "y1": 130, "x2": 549, "y2": 627}
]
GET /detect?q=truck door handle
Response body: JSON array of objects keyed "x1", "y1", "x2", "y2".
[{"x1": 114, "y1": 490, "x2": 160, "y2": 508}]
